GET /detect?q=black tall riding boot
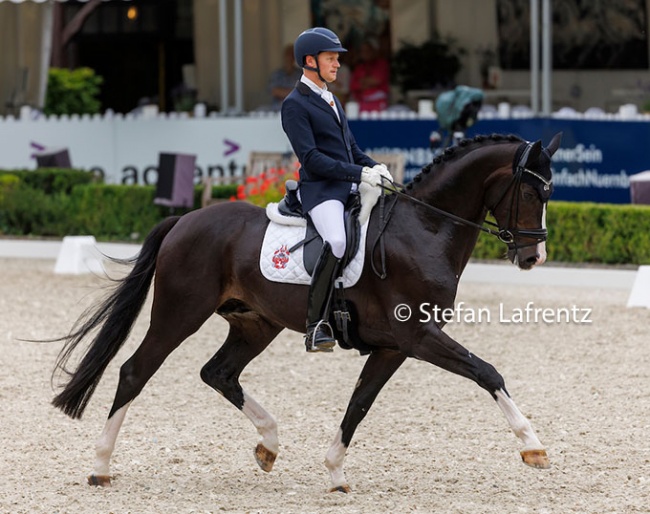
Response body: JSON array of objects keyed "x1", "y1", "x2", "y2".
[{"x1": 305, "y1": 242, "x2": 341, "y2": 353}]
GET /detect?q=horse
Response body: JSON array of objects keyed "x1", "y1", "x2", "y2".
[{"x1": 51, "y1": 132, "x2": 562, "y2": 493}]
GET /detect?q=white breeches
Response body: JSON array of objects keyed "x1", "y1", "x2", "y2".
[{"x1": 309, "y1": 199, "x2": 346, "y2": 258}]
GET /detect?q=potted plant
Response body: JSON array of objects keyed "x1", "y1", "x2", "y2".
[{"x1": 44, "y1": 67, "x2": 103, "y2": 116}]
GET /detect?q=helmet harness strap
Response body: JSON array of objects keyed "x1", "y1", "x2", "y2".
[{"x1": 304, "y1": 55, "x2": 326, "y2": 84}]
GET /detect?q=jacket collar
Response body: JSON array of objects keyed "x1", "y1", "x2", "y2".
[{"x1": 296, "y1": 81, "x2": 342, "y2": 124}]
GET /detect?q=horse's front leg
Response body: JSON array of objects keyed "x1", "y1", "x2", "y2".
[
  {"x1": 495, "y1": 389, "x2": 549, "y2": 468},
  {"x1": 325, "y1": 349, "x2": 407, "y2": 493},
  {"x1": 406, "y1": 326, "x2": 549, "y2": 468}
]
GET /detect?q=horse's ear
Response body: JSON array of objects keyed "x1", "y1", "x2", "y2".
[{"x1": 545, "y1": 132, "x2": 563, "y2": 156}]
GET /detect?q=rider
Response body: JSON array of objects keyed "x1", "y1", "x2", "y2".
[{"x1": 281, "y1": 27, "x2": 392, "y2": 353}]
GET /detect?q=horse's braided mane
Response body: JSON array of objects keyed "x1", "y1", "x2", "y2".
[{"x1": 405, "y1": 133, "x2": 525, "y2": 191}]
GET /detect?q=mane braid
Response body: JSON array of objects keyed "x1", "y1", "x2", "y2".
[{"x1": 405, "y1": 133, "x2": 524, "y2": 192}]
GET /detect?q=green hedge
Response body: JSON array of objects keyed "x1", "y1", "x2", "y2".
[
  {"x1": 0, "y1": 180, "x2": 70, "y2": 236},
  {"x1": 546, "y1": 201, "x2": 650, "y2": 264},
  {"x1": 473, "y1": 201, "x2": 650, "y2": 265},
  {"x1": 0, "y1": 168, "x2": 97, "y2": 194},
  {"x1": 0, "y1": 169, "x2": 98, "y2": 236},
  {"x1": 66, "y1": 185, "x2": 170, "y2": 240},
  {"x1": 2, "y1": 174, "x2": 650, "y2": 264},
  {"x1": 0, "y1": 176, "x2": 237, "y2": 240},
  {"x1": 67, "y1": 184, "x2": 238, "y2": 240}
]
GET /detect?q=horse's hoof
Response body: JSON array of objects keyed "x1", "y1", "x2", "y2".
[
  {"x1": 520, "y1": 449, "x2": 550, "y2": 469},
  {"x1": 87, "y1": 474, "x2": 112, "y2": 487},
  {"x1": 329, "y1": 484, "x2": 351, "y2": 494},
  {"x1": 254, "y1": 443, "x2": 277, "y2": 472}
]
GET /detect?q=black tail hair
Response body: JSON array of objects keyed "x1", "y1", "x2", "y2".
[{"x1": 51, "y1": 216, "x2": 181, "y2": 419}]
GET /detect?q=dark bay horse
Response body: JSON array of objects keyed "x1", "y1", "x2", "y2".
[{"x1": 52, "y1": 132, "x2": 562, "y2": 492}]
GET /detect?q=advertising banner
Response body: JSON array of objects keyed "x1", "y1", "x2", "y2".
[
  {"x1": 351, "y1": 118, "x2": 650, "y2": 204},
  {"x1": 2, "y1": 115, "x2": 649, "y2": 203}
]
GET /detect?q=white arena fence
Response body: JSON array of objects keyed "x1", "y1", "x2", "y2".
[{"x1": 1, "y1": 101, "x2": 649, "y2": 187}]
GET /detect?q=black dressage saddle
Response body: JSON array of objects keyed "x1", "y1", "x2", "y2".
[{"x1": 277, "y1": 180, "x2": 362, "y2": 275}]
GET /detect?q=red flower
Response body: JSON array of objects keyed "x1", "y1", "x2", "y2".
[{"x1": 236, "y1": 184, "x2": 246, "y2": 200}]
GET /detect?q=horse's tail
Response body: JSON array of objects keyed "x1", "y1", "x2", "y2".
[{"x1": 52, "y1": 215, "x2": 181, "y2": 419}]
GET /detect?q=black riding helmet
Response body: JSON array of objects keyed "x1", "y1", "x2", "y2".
[{"x1": 294, "y1": 27, "x2": 347, "y2": 82}]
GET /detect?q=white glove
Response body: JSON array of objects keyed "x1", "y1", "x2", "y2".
[
  {"x1": 361, "y1": 166, "x2": 382, "y2": 187},
  {"x1": 373, "y1": 163, "x2": 394, "y2": 184}
]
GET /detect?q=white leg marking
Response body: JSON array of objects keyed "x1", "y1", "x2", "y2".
[
  {"x1": 536, "y1": 204, "x2": 547, "y2": 265},
  {"x1": 93, "y1": 402, "x2": 131, "y2": 477},
  {"x1": 495, "y1": 389, "x2": 544, "y2": 451},
  {"x1": 324, "y1": 429, "x2": 348, "y2": 490},
  {"x1": 242, "y1": 392, "x2": 278, "y2": 455}
]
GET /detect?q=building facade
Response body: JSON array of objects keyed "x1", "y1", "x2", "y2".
[{"x1": 1, "y1": 0, "x2": 649, "y2": 116}]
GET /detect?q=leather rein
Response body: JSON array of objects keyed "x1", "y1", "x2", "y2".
[{"x1": 370, "y1": 146, "x2": 553, "y2": 278}]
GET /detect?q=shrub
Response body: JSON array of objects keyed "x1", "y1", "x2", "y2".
[
  {"x1": 44, "y1": 67, "x2": 103, "y2": 116},
  {"x1": 67, "y1": 185, "x2": 166, "y2": 239},
  {"x1": 0, "y1": 174, "x2": 21, "y2": 203},
  {"x1": 546, "y1": 201, "x2": 650, "y2": 264},
  {"x1": 0, "y1": 169, "x2": 98, "y2": 194},
  {"x1": 0, "y1": 169, "x2": 100, "y2": 235},
  {"x1": 65, "y1": 183, "x2": 239, "y2": 240},
  {"x1": 0, "y1": 176, "x2": 238, "y2": 240},
  {"x1": 2, "y1": 173, "x2": 650, "y2": 264},
  {"x1": 472, "y1": 201, "x2": 650, "y2": 265},
  {"x1": 0, "y1": 183, "x2": 72, "y2": 236}
]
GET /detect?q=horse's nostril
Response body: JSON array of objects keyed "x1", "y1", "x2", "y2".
[{"x1": 526, "y1": 254, "x2": 539, "y2": 264}]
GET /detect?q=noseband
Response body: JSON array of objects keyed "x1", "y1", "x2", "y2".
[{"x1": 486, "y1": 141, "x2": 552, "y2": 250}]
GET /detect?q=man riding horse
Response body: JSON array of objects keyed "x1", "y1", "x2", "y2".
[{"x1": 281, "y1": 27, "x2": 392, "y2": 353}]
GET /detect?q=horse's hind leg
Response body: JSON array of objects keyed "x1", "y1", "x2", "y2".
[
  {"x1": 88, "y1": 401, "x2": 131, "y2": 486},
  {"x1": 407, "y1": 329, "x2": 549, "y2": 468},
  {"x1": 89, "y1": 290, "x2": 218, "y2": 485},
  {"x1": 200, "y1": 306, "x2": 283, "y2": 472}
]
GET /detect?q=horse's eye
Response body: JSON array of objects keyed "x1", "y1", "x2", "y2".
[{"x1": 522, "y1": 190, "x2": 536, "y2": 201}]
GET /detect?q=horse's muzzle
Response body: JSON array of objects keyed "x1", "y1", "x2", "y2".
[{"x1": 508, "y1": 245, "x2": 543, "y2": 270}]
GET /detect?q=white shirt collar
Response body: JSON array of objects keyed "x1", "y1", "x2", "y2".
[
  {"x1": 301, "y1": 75, "x2": 328, "y2": 97},
  {"x1": 301, "y1": 74, "x2": 339, "y2": 121}
]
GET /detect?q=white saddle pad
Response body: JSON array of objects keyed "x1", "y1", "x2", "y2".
[{"x1": 259, "y1": 213, "x2": 368, "y2": 287}]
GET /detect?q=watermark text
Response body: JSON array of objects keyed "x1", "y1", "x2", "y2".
[{"x1": 393, "y1": 301, "x2": 592, "y2": 325}]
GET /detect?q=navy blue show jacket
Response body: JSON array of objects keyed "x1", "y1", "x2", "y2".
[{"x1": 281, "y1": 81, "x2": 377, "y2": 213}]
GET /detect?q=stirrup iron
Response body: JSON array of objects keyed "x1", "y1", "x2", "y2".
[{"x1": 305, "y1": 319, "x2": 335, "y2": 353}]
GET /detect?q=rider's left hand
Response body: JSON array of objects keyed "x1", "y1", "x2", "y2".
[{"x1": 373, "y1": 163, "x2": 394, "y2": 184}]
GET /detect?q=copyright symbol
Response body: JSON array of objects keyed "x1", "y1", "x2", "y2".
[{"x1": 394, "y1": 304, "x2": 412, "y2": 322}]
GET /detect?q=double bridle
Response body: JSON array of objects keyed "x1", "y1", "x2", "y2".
[
  {"x1": 486, "y1": 142, "x2": 553, "y2": 249},
  {"x1": 377, "y1": 141, "x2": 553, "y2": 252},
  {"x1": 381, "y1": 170, "x2": 551, "y2": 244}
]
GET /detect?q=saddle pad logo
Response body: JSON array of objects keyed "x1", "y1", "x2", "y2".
[
  {"x1": 272, "y1": 245, "x2": 290, "y2": 269},
  {"x1": 260, "y1": 220, "x2": 367, "y2": 287}
]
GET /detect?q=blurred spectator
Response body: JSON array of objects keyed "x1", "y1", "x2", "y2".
[
  {"x1": 268, "y1": 44, "x2": 302, "y2": 110},
  {"x1": 349, "y1": 39, "x2": 390, "y2": 112}
]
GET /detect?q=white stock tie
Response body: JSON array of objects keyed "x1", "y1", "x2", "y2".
[{"x1": 321, "y1": 90, "x2": 340, "y2": 122}]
